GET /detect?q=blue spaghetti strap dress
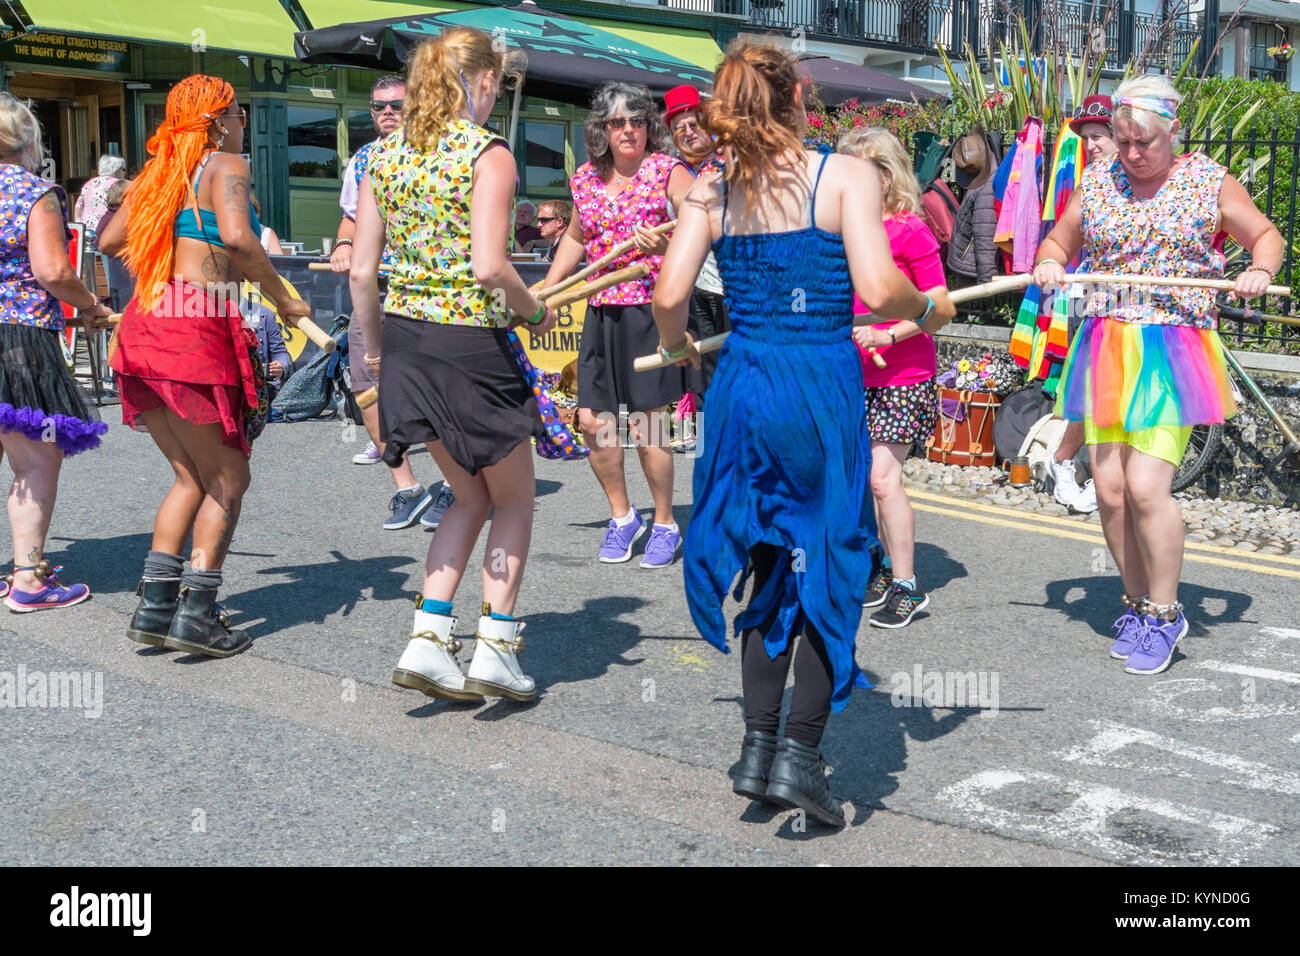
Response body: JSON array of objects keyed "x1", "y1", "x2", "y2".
[{"x1": 683, "y1": 150, "x2": 878, "y2": 713}]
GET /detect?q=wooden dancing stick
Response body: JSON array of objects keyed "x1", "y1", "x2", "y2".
[
  {"x1": 354, "y1": 264, "x2": 651, "y2": 411},
  {"x1": 634, "y1": 272, "x2": 1294, "y2": 373},
  {"x1": 535, "y1": 220, "x2": 676, "y2": 300},
  {"x1": 948, "y1": 271, "x2": 1292, "y2": 304}
]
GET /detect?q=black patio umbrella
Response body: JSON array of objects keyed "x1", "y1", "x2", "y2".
[
  {"x1": 797, "y1": 56, "x2": 945, "y2": 108},
  {"x1": 294, "y1": 0, "x2": 716, "y2": 106}
]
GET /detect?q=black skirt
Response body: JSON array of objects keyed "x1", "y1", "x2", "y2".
[
  {"x1": 0, "y1": 323, "x2": 105, "y2": 456},
  {"x1": 377, "y1": 314, "x2": 543, "y2": 475},
  {"x1": 578, "y1": 302, "x2": 687, "y2": 414}
]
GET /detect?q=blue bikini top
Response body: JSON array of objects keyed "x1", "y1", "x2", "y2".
[{"x1": 174, "y1": 152, "x2": 262, "y2": 246}]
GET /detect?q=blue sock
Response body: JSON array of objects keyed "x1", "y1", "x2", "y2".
[
  {"x1": 490, "y1": 610, "x2": 516, "y2": 621},
  {"x1": 882, "y1": 556, "x2": 893, "y2": 572},
  {"x1": 420, "y1": 598, "x2": 453, "y2": 615},
  {"x1": 894, "y1": 576, "x2": 917, "y2": 592}
]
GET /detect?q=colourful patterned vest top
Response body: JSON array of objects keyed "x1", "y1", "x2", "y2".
[
  {"x1": 369, "y1": 120, "x2": 509, "y2": 328},
  {"x1": 1079, "y1": 152, "x2": 1227, "y2": 330}
]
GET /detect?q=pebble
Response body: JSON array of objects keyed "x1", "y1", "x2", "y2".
[{"x1": 901, "y1": 457, "x2": 1300, "y2": 553}]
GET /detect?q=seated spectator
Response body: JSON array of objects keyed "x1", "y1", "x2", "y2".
[
  {"x1": 250, "y1": 196, "x2": 284, "y2": 255},
  {"x1": 242, "y1": 297, "x2": 292, "y2": 396},
  {"x1": 513, "y1": 199, "x2": 542, "y2": 252},
  {"x1": 74, "y1": 154, "x2": 127, "y2": 238},
  {"x1": 535, "y1": 200, "x2": 570, "y2": 262}
]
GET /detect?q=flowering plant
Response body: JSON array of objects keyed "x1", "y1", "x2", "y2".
[
  {"x1": 937, "y1": 350, "x2": 1024, "y2": 394},
  {"x1": 804, "y1": 94, "x2": 957, "y2": 151},
  {"x1": 1268, "y1": 43, "x2": 1293, "y2": 61}
]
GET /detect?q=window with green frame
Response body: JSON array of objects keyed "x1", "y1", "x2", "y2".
[{"x1": 488, "y1": 99, "x2": 590, "y2": 203}]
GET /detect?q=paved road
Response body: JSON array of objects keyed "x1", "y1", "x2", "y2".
[{"x1": 2, "y1": 410, "x2": 1297, "y2": 865}]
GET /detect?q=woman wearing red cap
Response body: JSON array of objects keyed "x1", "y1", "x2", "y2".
[{"x1": 665, "y1": 84, "x2": 729, "y2": 402}]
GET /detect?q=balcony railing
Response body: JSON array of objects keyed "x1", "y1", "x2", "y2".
[{"x1": 658, "y1": 0, "x2": 1211, "y2": 73}]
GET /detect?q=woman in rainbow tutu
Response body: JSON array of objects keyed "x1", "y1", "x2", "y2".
[{"x1": 1032, "y1": 76, "x2": 1282, "y2": 675}]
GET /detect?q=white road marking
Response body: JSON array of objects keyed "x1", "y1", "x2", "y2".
[
  {"x1": 1145, "y1": 678, "x2": 1299, "y2": 722},
  {"x1": 1260, "y1": 628, "x2": 1300, "y2": 641},
  {"x1": 938, "y1": 769, "x2": 1277, "y2": 866},
  {"x1": 1056, "y1": 720, "x2": 1300, "y2": 795},
  {"x1": 1195, "y1": 661, "x2": 1300, "y2": 685}
]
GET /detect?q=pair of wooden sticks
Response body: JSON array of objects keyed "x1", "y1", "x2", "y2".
[{"x1": 631, "y1": 272, "x2": 1294, "y2": 372}]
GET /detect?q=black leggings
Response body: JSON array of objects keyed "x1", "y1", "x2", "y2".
[{"x1": 740, "y1": 545, "x2": 835, "y2": 749}]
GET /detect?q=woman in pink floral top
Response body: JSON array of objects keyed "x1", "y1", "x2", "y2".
[{"x1": 543, "y1": 82, "x2": 694, "y2": 568}]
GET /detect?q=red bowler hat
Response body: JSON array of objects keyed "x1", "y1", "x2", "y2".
[
  {"x1": 1069, "y1": 93, "x2": 1113, "y2": 134},
  {"x1": 664, "y1": 85, "x2": 702, "y2": 122}
]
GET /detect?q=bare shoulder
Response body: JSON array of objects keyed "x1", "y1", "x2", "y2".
[{"x1": 684, "y1": 169, "x2": 722, "y2": 209}]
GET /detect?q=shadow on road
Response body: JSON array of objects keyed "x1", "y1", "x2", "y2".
[
  {"x1": 913, "y1": 541, "x2": 968, "y2": 593},
  {"x1": 48, "y1": 533, "x2": 153, "y2": 594},
  {"x1": 1042, "y1": 575, "x2": 1253, "y2": 639},
  {"x1": 227, "y1": 548, "x2": 417, "y2": 639}
]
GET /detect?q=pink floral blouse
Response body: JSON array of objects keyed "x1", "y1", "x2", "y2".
[{"x1": 570, "y1": 152, "x2": 682, "y2": 307}]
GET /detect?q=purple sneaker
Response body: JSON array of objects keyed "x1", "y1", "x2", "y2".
[
  {"x1": 5, "y1": 568, "x2": 90, "y2": 613},
  {"x1": 639, "y1": 524, "x2": 682, "y2": 569},
  {"x1": 598, "y1": 510, "x2": 646, "y2": 563},
  {"x1": 1123, "y1": 613, "x2": 1188, "y2": 675},
  {"x1": 1108, "y1": 609, "x2": 1143, "y2": 660}
]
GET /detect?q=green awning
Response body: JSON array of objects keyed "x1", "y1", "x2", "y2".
[
  {"x1": 299, "y1": 0, "x2": 722, "y2": 73},
  {"x1": 12, "y1": 0, "x2": 299, "y2": 59}
]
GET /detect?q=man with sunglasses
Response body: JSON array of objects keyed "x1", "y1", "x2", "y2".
[
  {"x1": 534, "y1": 200, "x2": 569, "y2": 262},
  {"x1": 665, "y1": 85, "x2": 728, "y2": 406},
  {"x1": 330, "y1": 74, "x2": 455, "y2": 531}
]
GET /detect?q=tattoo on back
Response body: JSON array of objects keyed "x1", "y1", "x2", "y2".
[{"x1": 201, "y1": 251, "x2": 232, "y2": 282}]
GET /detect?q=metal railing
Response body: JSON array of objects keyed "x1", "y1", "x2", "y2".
[{"x1": 657, "y1": 0, "x2": 1210, "y2": 72}]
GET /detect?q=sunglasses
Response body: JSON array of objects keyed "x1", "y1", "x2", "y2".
[
  {"x1": 370, "y1": 100, "x2": 404, "y2": 113},
  {"x1": 673, "y1": 119, "x2": 700, "y2": 134},
  {"x1": 1073, "y1": 101, "x2": 1110, "y2": 119},
  {"x1": 605, "y1": 116, "x2": 647, "y2": 131},
  {"x1": 536, "y1": 216, "x2": 562, "y2": 224}
]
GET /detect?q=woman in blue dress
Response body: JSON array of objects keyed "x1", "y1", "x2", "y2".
[{"x1": 652, "y1": 42, "x2": 955, "y2": 828}]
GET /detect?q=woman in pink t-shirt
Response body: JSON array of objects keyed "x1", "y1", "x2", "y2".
[{"x1": 838, "y1": 128, "x2": 951, "y2": 628}]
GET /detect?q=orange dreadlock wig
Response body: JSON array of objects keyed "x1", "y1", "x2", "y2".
[{"x1": 125, "y1": 75, "x2": 234, "y2": 311}]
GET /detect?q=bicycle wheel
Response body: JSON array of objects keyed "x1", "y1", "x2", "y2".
[{"x1": 1172, "y1": 423, "x2": 1223, "y2": 493}]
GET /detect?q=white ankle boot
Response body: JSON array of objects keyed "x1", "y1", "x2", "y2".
[
  {"x1": 392, "y1": 608, "x2": 483, "y2": 702},
  {"x1": 465, "y1": 608, "x2": 536, "y2": 702}
]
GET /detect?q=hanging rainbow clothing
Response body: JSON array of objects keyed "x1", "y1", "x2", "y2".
[{"x1": 1009, "y1": 125, "x2": 1085, "y2": 392}]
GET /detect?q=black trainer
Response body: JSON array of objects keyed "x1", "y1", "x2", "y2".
[
  {"x1": 729, "y1": 730, "x2": 780, "y2": 801},
  {"x1": 863, "y1": 569, "x2": 893, "y2": 608},
  {"x1": 127, "y1": 578, "x2": 180, "y2": 646},
  {"x1": 869, "y1": 581, "x2": 930, "y2": 629},
  {"x1": 764, "y1": 738, "x2": 845, "y2": 828}
]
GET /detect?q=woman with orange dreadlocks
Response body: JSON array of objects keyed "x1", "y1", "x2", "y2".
[{"x1": 99, "y1": 76, "x2": 312, "y2": 658}]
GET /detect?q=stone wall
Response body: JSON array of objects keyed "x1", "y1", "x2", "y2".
[{"x1": 931, "y1": 324, "x2": 1300, "y2": 509}]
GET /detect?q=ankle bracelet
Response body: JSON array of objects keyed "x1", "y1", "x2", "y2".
[
  {"x1": 14, "y1": 559, "x2": 55, "y2": 582},
  {"x1": 1120, "y1": 592, "x2": 1145, "y2": 611},
  {"x1": 1141, "y1": 598, "x2": 1184, "y2": 619}
]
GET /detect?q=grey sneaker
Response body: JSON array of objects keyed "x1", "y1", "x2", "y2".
[
  {"x1": 383, "y1": 485, "x2": 432, "y2": 530},
  {"x1": 420, "y1": 484, "x2": 456, "y2": 529}
]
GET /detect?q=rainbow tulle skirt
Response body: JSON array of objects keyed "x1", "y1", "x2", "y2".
[{"x1": 1056, "y1": 316, "x2": 1236, "y2": 431}]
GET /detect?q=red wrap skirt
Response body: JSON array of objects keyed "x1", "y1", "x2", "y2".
[{"x1": 110, "y1": 280, "x2": 259, "y2": 457}]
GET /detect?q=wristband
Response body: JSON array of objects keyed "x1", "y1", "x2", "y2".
[
  {"x1": 1244, "y1": 264, "x2": 1277, "y2": 280},
  {"x1": 913, "y1": 294, "x2": 935, "y2": 329},
  {"x1": 658, "y1": 338, "x2": 691, "y2": 361},
  {"x1": 364, "y1": 352, "x2": 381, "y2": 363},
  {"x1": 334, "y1": 239, "x2": 353, "y2": 248},
  {"x1": 523, "y1": 301, "x2": 546, "y2": 325},
  {"x1": 1036, "y1": 257, "x2": 1061, "y2": 268}
]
